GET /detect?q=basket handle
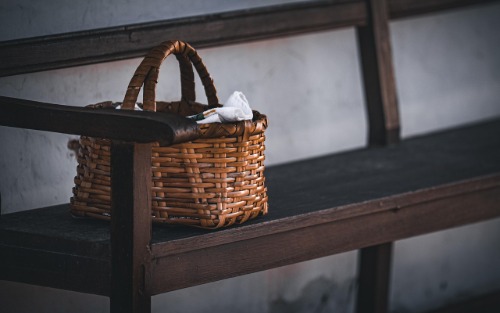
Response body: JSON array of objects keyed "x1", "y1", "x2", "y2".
[{"x1": 122, "y1": 40, "x2": 219, "y2": 111}]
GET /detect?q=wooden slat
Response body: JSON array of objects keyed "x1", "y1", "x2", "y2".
[
  {"x1": 0, "y1": 206, "x2": 111, "y2": 295},
  {"x1": 0, "y1": 96, "x2": 199, "y2": 145},
  {"x1": 110, "y1": 142, "x2": 152, "y2": 312},
  {"x1": 149, "y1": 184, "x2": 500, "y2": 293},
  {"x1": 0, "y1": 206, "x2": 111, "y2": 259},
  {"x1": 0, "y1": 0, "x2": 366, "y2": 77},
  {"x1": 357, "y1": 0, "x2": 400, "y2": 145},
  {"x1": 1, "y1": 0, "x2": 497, "y2": 77}
]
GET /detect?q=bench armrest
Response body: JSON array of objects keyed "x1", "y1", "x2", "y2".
[{"x1": 0, "y1": 96, "x2": 200, "y2": 145}]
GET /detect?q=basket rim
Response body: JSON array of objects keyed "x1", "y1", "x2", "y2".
[{"x1": 85, "y1": 100, "x2": 268, "y2": 139}]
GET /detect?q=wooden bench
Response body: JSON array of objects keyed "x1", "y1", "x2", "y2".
[{"x1": 1, "y1": 1, "x2": 500, "y2": 312}]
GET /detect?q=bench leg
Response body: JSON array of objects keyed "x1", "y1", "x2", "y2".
[
  {"x1": 356, "y1": 242, "x2": 393, "y2": 313},
  {"x1": 110, "y1": 142, "x2": 152, "y2": 313}
]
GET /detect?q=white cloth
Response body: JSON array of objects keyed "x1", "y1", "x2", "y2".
[
  {"x1": 189, "y1": 91, "x2": 253, "y2": 124},
  {"x1": 115, "y1": 103, "x2": 143, "y2": 111}
]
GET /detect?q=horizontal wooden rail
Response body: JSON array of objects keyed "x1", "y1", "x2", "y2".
[
  {"x1": 0, "y1": 96, "x2": 199, "y2": 145},
  {"x1": 0, "y1": 0, "x2": 365, "y2": 77},
  {"x1": 0, "y1": 0, "x2": 497, "y2": 77}
]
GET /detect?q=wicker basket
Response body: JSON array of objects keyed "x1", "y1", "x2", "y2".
[{"x1": 70, "y1": 40, "x2": 268, "y2": 229}]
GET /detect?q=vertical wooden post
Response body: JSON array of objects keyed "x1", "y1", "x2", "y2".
[
  {"x1": 356, "y1": 243, "x2": 393, "y2": 313},
  {"x1": 110, "y1": 142, "x2": 152, "y2": 313},
  {"x1": 356, "y1": 0, "x2": 398, "y2": 312},
  {"x1": 357, "y1": 0, "x2": 400, "y2": 146}
]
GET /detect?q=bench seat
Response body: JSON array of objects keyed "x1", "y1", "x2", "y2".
[{"x1": 2, "y1": 118, "x2": 499, "y2": 296}]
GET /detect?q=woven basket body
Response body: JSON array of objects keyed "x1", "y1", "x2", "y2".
[{"x1": 70, "y1": 41, "x2": 268, "y2": 229}]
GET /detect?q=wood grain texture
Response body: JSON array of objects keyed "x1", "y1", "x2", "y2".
[
  {"x1": 1, "y1": 119, "x2": 499, "y2": 294},
  {"x1": 0, "y1": 96, "x2": 200, "y2": 145},
  {"x1": 357, "y1": 0, "x2": 400, "y2": 145},
  {"x1": 110, "y1": 142, "x2": 152, "y2": 312}
]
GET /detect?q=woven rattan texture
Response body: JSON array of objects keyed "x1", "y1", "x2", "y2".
[{"x1": 70, "y1": 40, "x2": 268, "y2": 228}]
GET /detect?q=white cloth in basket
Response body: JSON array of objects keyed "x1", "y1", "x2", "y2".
[
  {"x1": 115, "y1": 103, "x2": 143, "y2": 111},
  {"x1": 188, "y1": 91, "x2": 253, "y2": 124}
]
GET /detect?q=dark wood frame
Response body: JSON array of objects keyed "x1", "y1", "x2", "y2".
[
  {"x1": 0, "y1": 0, "x2": 496, "y2": 77},
  {"x1": 1, "y1": 1, "x2": 500, "y2": 313}
]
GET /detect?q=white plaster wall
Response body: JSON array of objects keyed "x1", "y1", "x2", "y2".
[
  {"x1": 391, "y1": 4, "x2": 500, "y2": 137},
  {"x1": 0, "y1": 1, "x2": 500, "y2": 313}
]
